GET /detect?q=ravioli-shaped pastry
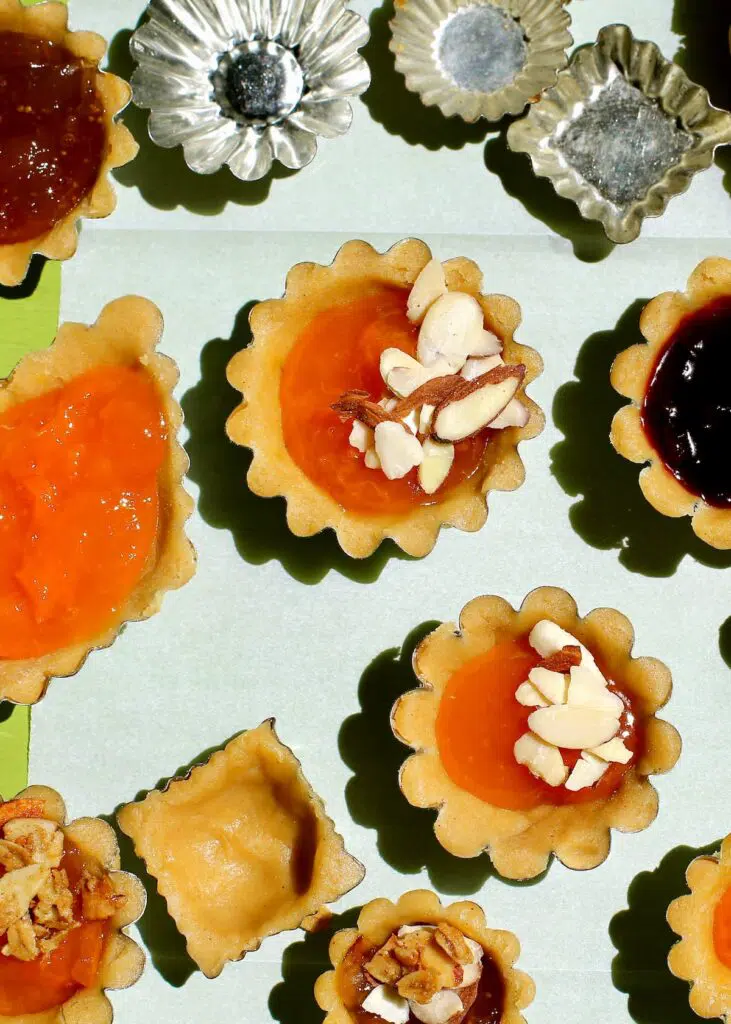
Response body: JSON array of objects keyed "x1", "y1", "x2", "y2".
[{"x1": 117, "y1": 721, "x2": 365, "y2": 978}]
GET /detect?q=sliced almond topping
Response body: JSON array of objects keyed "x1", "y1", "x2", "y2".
[
  {"x1": 367, "y1": 939, "x2": 407, "y2": 985},
  {"x1": 566, "y1": 665, "x2": 625, "y2": 716},
  {"x1": 461, "y1": 354, "x2": 503, "y2": 381},
  {"x1": 0, "y1": 864, "x2": 49, "y2": 933},
  {"x1": 489, "y1": 397, "x2": 530, "y2": 430},
  {"x1": 418, "y1": 438, "x2": 454, "y2": 495},
  {"x1": 527, "y1": 667, "x2": 569, "y2": 705},
  {"x1": 364, "y1": 448, "x2": 381, "y2": 470},
  {"x1": 380, "y1": 347, "x2": 425, "y2": 382},
  {"x1": 393, "y1": 928, "x2": 431, "y2": 968},
  {"x1": 374, "y1": 421, "x2": 423, "y2": 480},
  {"x1": 538, "y1": 645, "x2": 582, "y2": 674},
  {"x1": 468, "y1": 329, "x2": 502, "y2": 357},
  {"x1": 398, "y1": 969, "x2": 440, "y2": 1004},
  {"x1": 402, "y1": 409, "x2": 419, "y2": 435},
  {"x1": 528, "y1": 620, "x2": 600, "y2": 675},
  {"x1": 409, "y1": 990, "x2": 464, "y2": 1024},
  {"x1": 419, "y1": 403, "x2": 435, "y2": 435},
  {"x1": 420, "y1": 941, "x2": 463, "y2": 988},
  {"x1": 417, "y1": 291, "x2": 485, "y2": 370},
  {"x1": 528, "y1": 705, "x2": 620, "y2": 750},
  {"x1": 514, "y1": 732, "x2": 568, "y2": 787},
  {"x1": 515, "y1": 681, "x2": 549, "y2": 708},
  {"x1": 565, "y1": 752, "x2": 610, "y2": 792},
  {"x1": 407, "y1": 259, "x2": 448, "y2": 324},
  {"x1": 434, "y1": 922, "x2": 472, "y2": 965},
  {"x1": 349, "y1": 420, "x2": 371, "y2": 453},
  {"x1": 433, "y1": 364, "x2": 526, "y2": 442},
  {"x1": 392, "y1": 375, "x2": 462, "y2": 419},
  {"x1": 332, "y1": 390, "x2": 398, "y2": 429},
  {"x1": 589, "y1": 737, "x2": 633, "y2": 764}
]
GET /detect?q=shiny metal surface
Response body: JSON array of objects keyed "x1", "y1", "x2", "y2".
[
  {"x1": 507, "y1": 24, "x2": 731, "y2": 243},
  {"x1": 130, "y1": 0, "x2": 370, "y2": 181},
  {"x1": 390, "y1": 0, "x2": 572, "y2": 123}
]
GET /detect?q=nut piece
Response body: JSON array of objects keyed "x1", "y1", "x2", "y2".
[
  {"x1": 367, "y1": 938, "x2": 406, "y2": 985},
  {"x1": 407, "y1": 259, "x2": 448, "y2": 324},
  {"x1": 528, "y1": 667, "x2": 569, "y2": 705},
  {"x1": 417, "y1": 292, "x2": 485, "y2": 370},
  {"x1": 538, "y1": 646, "x2": 582, "y2": 674},
  {"x1": 589, "y1": 737, "x2": 633, "y2": 764},
  {"x1": 433, "y1": 365, "x2": 525, "y2": 442},
  {"x1": 489, "y1": 398, "x2": 530, "y2": 430},
  {"x1": 514, "y1": 732, "x2": 568, "y2": 786},
  {"x1": 409, "y1": 989, "x2": 464, "y2": 1024},
  {"x1": 528, "y1": 620, "x2": 599, "y2": 674},
  {"x1": 469, "y1": 330, "x2": 502, "y2": 357},
  {"x1": 434, "y1": 922, "x2": 472, "y2": 965},
  {"x1": 566, "y1": 666, "x2": 624, "y2": 716},
  {"x1": 398, "y1": 968, "x2": 440, "y2": 1004},
  {"x1": 418, "y1": 439, "x2": 455, "y2": 495},
  {"x1": 362, "y1": 984, "x2": 410, "y2": 1024},
  {"x1": 461, "y1": 354, "x2": 503, "y2": 381},
  {"x1": 374, "y1": 421, "x2": 424, "y2": 480},
  {"x1": 349, "y1": 420, "x2": 371, "y2": 452},
  {"x1": 0, "y1": 863, "x2": 49, "y2": 933},
  {"x1": 565, "y1": 752, "x2": 610, "y2": 792},
  {"x1": 515, "y1": 681, "x2": 549, "y2": 708},
  {"x1": 332, "y1": 391, "x2": 398, "y2": 429},
  {"x1": 365, "y1": 448, "x2": 382, "y2": 470},
  {"x1": 528, "y1": 705, "x2": 620, "y2": 750}
]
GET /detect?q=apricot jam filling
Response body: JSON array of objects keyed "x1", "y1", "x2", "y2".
[
  {"x1": 0, "y1": 364, "x2": 168, "y2": 660},
  {"x1": 435, "y1": 637, "x2": 639, "y2": 811},
  {"x1": 0, "y1": 801, "x2": 117, "y2": 1016},
  {"x1": 0, "y1": 31, "x2": 106, "y2": 245},
  {"x1": 279, "y1": 287, "x2": 488, "y2": 516},
  {"x1": 713, "y1": 884, "x2": 731, "y2": 970}
]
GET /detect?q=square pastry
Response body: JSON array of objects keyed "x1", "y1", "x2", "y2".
[{"x1": 117, "y1": 720, "x2": 364, "y2": 978}]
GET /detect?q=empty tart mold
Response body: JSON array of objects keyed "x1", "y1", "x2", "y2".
[
  {"x1": 315, "y1": 888, "x2": 534, "y2": 1024},
  {"x1": 117, "y1": 721, "x2": 365, "y2": 979},
  {"x1": 611, "y1": 257, "x2": 731, "y2": 549},
  {"x1": 391, "y1": 586, "x2": 681, "y2": 880},
  {"x1": 226, "y1": 239, "x2": 543, "y2": 559},
  {"x1": 389, "y1": 0, "x2": 572, "y2": 123},
  {"x1": 507, "y1": 24, "x2": 731, "y2": 243},
  {"x1": 668, "y1": 835, "x2": 731, "y2": 1020},
  {"x1": 129, "y1": 0, "x2": 370, "y2": 181},
  {"x1": 0, "y1": 296, "x2": 196, "y2": 706},
  {"x1": 0, "y1": 0, "x2": 138, "y2": 287},
  {"x1": 0, "y1": 785, "x2": 145, "y2": 1023}
]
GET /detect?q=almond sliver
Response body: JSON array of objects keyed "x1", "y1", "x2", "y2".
[{"x1": 528, "y1": 705, "x2": 620, "y2": 749}]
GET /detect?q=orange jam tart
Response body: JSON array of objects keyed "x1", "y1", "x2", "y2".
[
  {"x1": 280, "y1": 287, "x2": 488, "y2": 516},
  {"x1": 0, "y1": 30, "x2": 106, "y2": 245},
  {"x1": 713, "y1": 885, "x2": 731, "y2": 970},
  {"x1": 435, "y1": 637, "x2": 640, "y2": 811},
  {"x1": 0, "y1": 364, "x2": 167, "y2": 661},
  {"x1": 0, "y1": 796, "x2": 123, "y2": 1016}
]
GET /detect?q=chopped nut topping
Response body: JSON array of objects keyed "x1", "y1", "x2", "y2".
[
  {"x1": 434, "y1": 922, "x2": 472, "y2": 965},
  {"x1": 366, "y1": 937, "x2": 407, "y2": 985},
  {"x1": 398, "y1": 968, "x2": 440, "y2": 1004},
  {"x1": 392, "y1": 927, "x2": 432, "y2": 968},
  {"x1": 4, "y1": 818, "x2": 64, "y2": 869},
  {"x1": 0, "y1": 839, "x2": 31, "y2": 872},
  {"x1": 3, "y1": 912, "x2": 38, "y2": 961},
  {"x1": 81, "y1": 866, "x2": 125, "y2": 921},
  {"x1": 332, "y1": 391, "x2": 399, "y2": 429}
]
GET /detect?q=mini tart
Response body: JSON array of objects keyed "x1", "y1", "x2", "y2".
[
  {"x1": 0, "y1": 296, "x2": 196, "y2": 706},
  {"x1": 611, "y1": 257, "x2": 731, "y2": 549},
  {"x1": 226, "y1": 239, "x2": 544, "y2": 559},
  {"x1": 314, "y1": 888, "x2": 535, "y2": 1024},
  {"x1": 391, "y1": 587, "x2": 681, "y2": 880},
  {"x1": 0, "y1": 784, "x2": 146, "y2": 1024},
  {"x1": 0, "y1": 0, "x2": 138, "y2": 287},
  {"x1": 667, "y1": 835, "x2": 731, "y2": 1020},
  {"x1": 117, "y1": 720, "x2": 365, "y2": 979}
]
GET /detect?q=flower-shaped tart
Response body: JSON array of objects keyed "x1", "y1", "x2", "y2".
[
  {"x1": 0, "y1": 785, "x2": 145, "y2": 1022},
  {"x1": 391, "y1": 587, "x2": 681, "y2": 880},
  {"x1": 611, "y1": 257, "x2": 731, "y2": 548},
  {"x1": 0, "y1": 0, "x2": 138, "y2": 287},
  {"x1": 667, "y1": 835, "x2": 731, "y2": 1020},
  {"x1": 130, "y1": 0, "x2": 370, "y2": 182},
  {"x1": 0, "y1": 296, "x2": 196, "y2": 706},
  {"x1": 315, "y1": 889, "x2": 534, "y2": 1024},
  {"x1": 226, "y1": 239, "x2": 543, "y2": 558},
  {"x1": 117, "y1": 720, "x2": 365, "y2": 979}
]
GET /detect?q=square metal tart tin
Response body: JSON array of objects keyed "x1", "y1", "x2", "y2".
[
  {"x1": 389, "y1": 0, "x2": 572, "y2": 123},
  {"x1": 507, "y1": 24, "x2": 731, "y2": 243}
]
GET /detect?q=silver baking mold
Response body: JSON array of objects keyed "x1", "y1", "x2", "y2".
[
  {"x1": 507, "y1": 23, "x2": 731, "y2": 243},
  {"x1": 130, "y1": 0, "x2": 370, "y2": 181},
  {"x1": 389, "y1": 0, "x2": 572, "y2": 123}
]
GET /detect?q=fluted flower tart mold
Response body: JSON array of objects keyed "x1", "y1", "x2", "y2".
[
  {"x1": 391, "y1": 587, "x2": 681, "y2": 880},
  {"x1": 225, "y1": 239, "x2": 543, "y2": 559},
  {"x1": 315, "y1": 889, "x2": 535, "y2": 1024},
  {"x1": 667, "y1": 835, "x2": 731, "y2": 1020},
  {"x1": 0, "y1": 296, "x2": 196, "y2": 706},
  {"x1": 129, "y1": 0, "x2": 370, "y2": 181},
  {"x1": 611, "y1": 257, "x2": 731, "y2": 549},
  {"x1": 0, "y1": 785, "x2": 146, "y2": 1024},
  {"x1": 0, "y1": 0, "x2": 138, "y2": 287}
]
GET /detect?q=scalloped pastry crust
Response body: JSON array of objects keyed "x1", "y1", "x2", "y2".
[
  {"x1": 0, "y1": 296, "x2": 196, "y2": 706},
  {"x1": 117, "y1": 721, "x2": 365, "y2": 979},
  {"x1": 0, "y1": 0, "x2": 138, "y2": 287},
  {"x1": 667, "y1": 835, "x2": 731, "y2": 1020},
  {"x1": 315, "y1": 888, "x2": 535, "y2": 1024},
  {"x1": 611, "y1": 257, "x2": 731, "y2": 549},
  {"x1": 1, "y1": 784, "x2": 146, "y2": 1024},
  {"x1": 391, "y1": 586, "x2": 681, "y2": 880},
  {"x1": 226, "y1": 238, "x2": 544, "y2": 559}
]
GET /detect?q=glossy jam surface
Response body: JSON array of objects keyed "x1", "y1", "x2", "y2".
[
  {"x1": 435, "y1": 638, "x2": 639, "y2": 811},
  {"x1": 0, "y1": 31, "x2": 106, "y2": 244},
  {"x1": 642, "y1": 297, "x2": 731, "y2": 508},
  {"x1": 713, "y1": 883, "x2": 731, "y2": 969},
  {"x1": 337, "y1": 934, "x2": 505, "y2": 1024},
  {"x1": 0, "y1": 365, "x2": 167, "y2": 659},
  {"x1": 0, "y1": 818, "x2": 109, "y2": 1015},
  {"x1": 279, "y1": 287, "x2": 488, "y2": 516}
]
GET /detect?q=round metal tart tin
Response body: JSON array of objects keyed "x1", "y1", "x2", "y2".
[
  {"x1": 130, "y1": 0, "x2": 371, "y2": 181},
  {"x1": 507, "y1": 24, "x2": 731, "y2": 244},
  {"x1": 389, "y1": 0, "x2": 572, "y2": 123}
]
